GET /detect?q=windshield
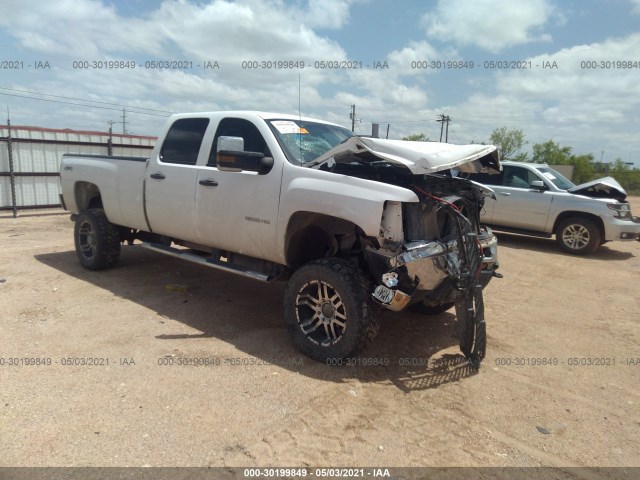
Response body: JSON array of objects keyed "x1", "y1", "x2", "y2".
[
  {"x1": 537, "y1": 166, "x2": 575, "y2": 190},
  {"x1": 267, "y1": 119, "x2": 354, "y2": 165}
]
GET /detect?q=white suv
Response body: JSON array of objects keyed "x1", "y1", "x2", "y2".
[{"x1": 468, "y1": 161, "x2": 640, "y2": 255}]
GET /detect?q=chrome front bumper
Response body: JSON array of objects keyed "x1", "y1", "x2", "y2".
[{"x1": 371, "y1": 227, "x2": 499, "y2": 312}]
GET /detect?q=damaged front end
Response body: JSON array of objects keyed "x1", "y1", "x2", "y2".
[
  {"x1": 311, "y1": 135, "x2": 502, "y2": 367},
  {"x1": 364, "y1": 176, "x2": 500, "y2": 368}
]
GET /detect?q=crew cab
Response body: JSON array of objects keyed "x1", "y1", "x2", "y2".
[
  {"x1": 468, "y1": 160, "x2": 640, "y2": 254},
  {"x1": 60, "y1": 111, "x2": 501, "y2": 366}
]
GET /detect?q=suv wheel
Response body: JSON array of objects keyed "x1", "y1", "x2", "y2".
[
  {"x1": 556, "y1": 217, "x2": 600, "y2": 255},
  {"x1": 283, "y1": 258, "x2": 379, "y2": 362},
  {"x1": 74, "y1": 209, "x2": 121, "y2": 270}
]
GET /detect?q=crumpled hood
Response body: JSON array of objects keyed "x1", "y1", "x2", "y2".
[
  {"x1": 312, "y1": 137, "x2": 501, "y2": 174},
  {"x1": 567, "y1": 176, "x2": 627, "y2": 201}
]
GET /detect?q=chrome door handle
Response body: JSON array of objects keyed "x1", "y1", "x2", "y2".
[
  {"x1": 499, "y1": 192, "x2": 511, "y2": 196},
  {"x1": 198, "y1": 179, "x2": 219, "y2": 187}
]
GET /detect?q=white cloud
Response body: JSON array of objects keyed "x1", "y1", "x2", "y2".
[
  {"x1": 421, "y1": 0, "x2": 556, "y2": 53},
  {"x1": 444, "y1": 33, "x2": 640, "y2": 155},
  {"x1": 305, "y1": 0, "x2": 351, "y2": 28},
  {"x1": 630, "y1": 0, "x2": 640, "y2": 13},
  {"x1": 0, "y1": 0, "x2": 353, "y2": 131},
  {"x1": 1, "y1": 0, "x2": 639, "y2": 165},
  {"x1": 150, "y1": 0, "x2": 346, "y2": 62},
  {"x1": 0, "y1": 0, "x2": 163, "y2": 57},
  {"x1": 385, "y1": 41, "x2": 459, "y2": 77},
  {"x1": 495, "y1": 34, "x2": 640, "y2": 120}
]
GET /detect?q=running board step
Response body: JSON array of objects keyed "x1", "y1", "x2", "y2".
[{"x1": 140, "y1": 242, "x2": 271, "y2": 282}]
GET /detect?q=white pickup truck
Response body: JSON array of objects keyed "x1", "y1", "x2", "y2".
[{"x1": 60, "y1": 111, "x2": 501, "y2": 366}]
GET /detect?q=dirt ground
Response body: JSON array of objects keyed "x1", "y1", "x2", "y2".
[{"x1": 1, "y1": 199, "x2": 639, "y2": 470}]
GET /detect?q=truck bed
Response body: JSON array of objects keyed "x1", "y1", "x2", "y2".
[{"x1": 60, "y1": 154, "x2": 149, "y2": 230}]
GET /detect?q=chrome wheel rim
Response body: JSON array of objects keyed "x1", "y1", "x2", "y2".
[
  {"x1": 562, "y1": 224, "x2": 590, "y2": 250},
  {"x1": 295, "y1": 280, "x2": 347, "y2": 347},
  {"x1": 78, "y1": 221, "x2": 97, "y2": 259}
]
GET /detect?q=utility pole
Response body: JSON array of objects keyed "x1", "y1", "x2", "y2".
[
  {"x1": 6, "y1": 110, "x2": 17, "y2": 218},
  {"x1": 107, "y1": 121, "x2": 114, "y2": 156},
  {"x1": 386, "y1": 123, "x2": 390, "y2": 139},
  {"x1": 119, "y1": 108, "x2": 127, "y2": 135},
  {"x1": 350, "y1": 105, "x2": 356, "y2": 132},
  {"x1": 437, "y1": 114, "x2": 451, "y2": 142},
  {"x1": 445, "y1": 115, "x2": 450, "y2": 142}
]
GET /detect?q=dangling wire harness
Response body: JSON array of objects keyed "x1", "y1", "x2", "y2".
[{"x1": 413, "y1": 186, "x2": 486, "y2": 370}]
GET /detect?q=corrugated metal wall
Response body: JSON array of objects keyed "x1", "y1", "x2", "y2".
[{"x1": 0, "y1": 125, "x2": 155, "y2": 213}]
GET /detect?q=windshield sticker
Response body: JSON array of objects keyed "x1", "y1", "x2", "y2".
[
  {"x1": 272, "y1": 121, "x2": 308, "y2": 135},
  {"x1": 542, "y1": 172, "x2": 556, "y2": 180}
]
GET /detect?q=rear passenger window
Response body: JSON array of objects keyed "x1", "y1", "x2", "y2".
[{"x1": 160, "y1": 118, "x2": 210, "y2": 165}]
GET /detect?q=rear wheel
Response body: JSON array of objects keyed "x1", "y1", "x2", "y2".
[
  {"x1": 74, "y1": 209, "x2": 121, "y2": 270},
  {"x1": 283, "y1": 258, "x2": 379, "y2": 362},
  {"x1": 556, "y1": 217, "x2": 600, "y2": 255}
]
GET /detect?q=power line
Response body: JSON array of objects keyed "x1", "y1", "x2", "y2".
[
  {"x1": 0, "y1": 87, "x2": 173, "y2": 115},
  {"x1": 366, "y1": 118, "x2": 438, "y2": 125},
  {"x1": 0, "y1": 92, "x2": 170, "y2": 117}
]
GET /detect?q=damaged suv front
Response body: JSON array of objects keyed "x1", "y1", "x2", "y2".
[{"x1": 311, "y1": 137, "x2": 501, "y2": 367}]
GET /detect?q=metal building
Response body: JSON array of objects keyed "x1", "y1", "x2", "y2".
[{"x1": 0, "y1": 124, "x2": 155, "y2": 216}]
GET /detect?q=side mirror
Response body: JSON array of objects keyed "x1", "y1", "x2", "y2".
[
  {"x1": 216, "y1": 136, "x2": 273, "y2": 174},
  {"x1": 530, "y1": 180, "x2": 547, "y2": 191}
]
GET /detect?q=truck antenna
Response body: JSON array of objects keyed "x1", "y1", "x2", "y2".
[{"x1": 298, "y1": 73, "x2": 302, "y2": 161}]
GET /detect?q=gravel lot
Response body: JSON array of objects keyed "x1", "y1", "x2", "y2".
[{"x1": 1, "y1": 199, "x2": 639, "y2": 469}]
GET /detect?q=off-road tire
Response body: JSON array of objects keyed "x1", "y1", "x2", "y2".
[
  {"x1": 74, "y1": 209, "x2": 121, "y2": 270},
  {"x1": 556, "y1": 217, "x2": 601, "y2": 255},
  {"x1": 283, "y1": 258, "x2": 379, "y2": 362},
  {"x1": 409, "y1": 301, "x2": 455, "y2": 315}
]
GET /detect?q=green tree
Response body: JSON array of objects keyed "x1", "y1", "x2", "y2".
[
  {"x1": 402, "y1": 133, "x2": 430, "y2": 141},
  {"x1": 608, "y1": 158, "x2": 640, "y2": 194},
  {"x1": 568, "y1": 153, "x2": 596, "y2": 184},
  {"x1": 490, "y1": 127, "x2": 528, "y2": 161},
  {"x1": 531, "y1": 140, "x2": 595, "y2": 184},
  {"x1": 531, "y1": 140, "x2": 572, "y2": 164}
]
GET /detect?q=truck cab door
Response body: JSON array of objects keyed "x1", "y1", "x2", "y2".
[
  {"x1": 194, "y1": 117, "x2": 283, "y2": 262},
  {"x1": 145, "y1": 117, "x2": 210, "y2": 242}
]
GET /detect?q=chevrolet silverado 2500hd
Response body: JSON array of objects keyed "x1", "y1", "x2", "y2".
[{"x1": 60, "y1": 111, "x2": 501, "y2": 366}]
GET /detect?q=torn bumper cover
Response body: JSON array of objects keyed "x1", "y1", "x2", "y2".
[{"x1": 370, "y1": 228, "x2": 499, "y2": 312}]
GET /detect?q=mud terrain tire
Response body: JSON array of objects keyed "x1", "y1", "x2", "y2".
[
  {"x1": 284, "y1": 258, "x2": 379, "y2": 362},
  {"x1": 74, "y1": 209, "x2": 121, "y2": 270}
]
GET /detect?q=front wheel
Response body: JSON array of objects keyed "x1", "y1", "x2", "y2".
[
  {"x1": 556, "y1": 217, "x2": 601, "y2": 255},
  {"x1": 283, "y1": 258, "x2": 379, "y2": 362},
  {"x1": 74, "y1": 209, "x2": 121, "y2": 270}
]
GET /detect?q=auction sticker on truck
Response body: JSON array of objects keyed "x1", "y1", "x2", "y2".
[{"x1": 272, "y1": 120, "x2": 309, "y2": 134}]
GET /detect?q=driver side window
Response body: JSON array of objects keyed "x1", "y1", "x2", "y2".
[
  {"x1": 503, "y1": 166, "x2": 540, "y2": 188},
  {"x1": 209, "y1": 118, "x2": 271, "y2": 167}
]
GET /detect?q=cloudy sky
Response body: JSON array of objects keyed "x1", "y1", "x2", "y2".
[{"x1": 1, "y1": 0, "x2": 639, "y2": 164}]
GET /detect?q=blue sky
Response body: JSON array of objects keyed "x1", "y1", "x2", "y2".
[{"x1": 1, "y1": 0, "x2": 639, "y2": 165}]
